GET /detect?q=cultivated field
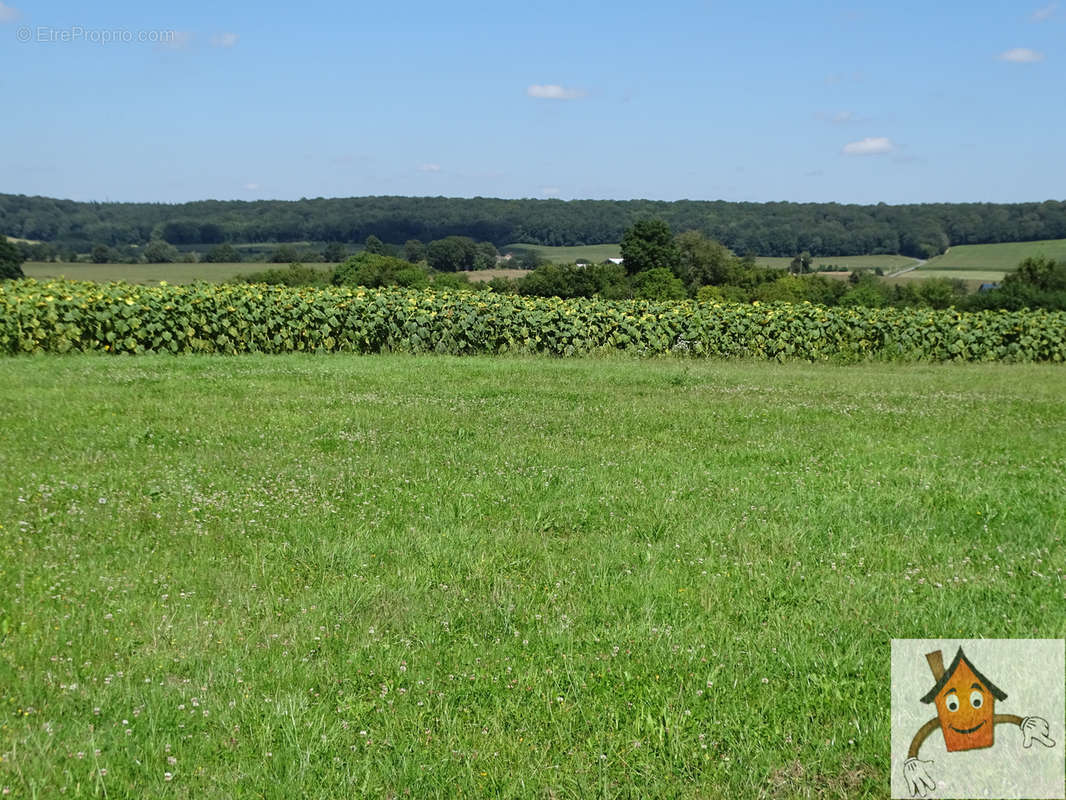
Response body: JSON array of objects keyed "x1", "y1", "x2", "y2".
[
  {"x1": 465, "y1": 268, "x2": 528, "y2": 282},
  {"x1": 921, "y1": 238, "x2": 1066, "y2": 272},
  {"x1": 1, "y1": 355, "x2": 1064, "y2": 798},
  {"x1": 21, "y1": 262, "x2": 339, "y2": 285}
]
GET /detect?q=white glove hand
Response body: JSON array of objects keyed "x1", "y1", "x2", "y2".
[
  {"x1": 903, "y1": 756, "x2": 936, "y2": 797},
  {"x1": 1021, "y1": 716, "x2": 1055, "y2": 749}
]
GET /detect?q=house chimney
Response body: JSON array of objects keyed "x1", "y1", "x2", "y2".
[{"x1": 926, "y1": 650, "x2": 945, "y2": 681}]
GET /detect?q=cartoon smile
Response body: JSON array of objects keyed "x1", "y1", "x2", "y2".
[{"x1": 949, "y1": 721, "x2": 986, "y2": 735}]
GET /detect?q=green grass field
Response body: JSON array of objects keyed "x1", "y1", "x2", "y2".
[
  {"x1": 894, "y1": 269, "x2": 1006, "y2": 283},
  {"x1": 2, "y1": 355, "x2": 1064, "y2": 798},
  {"x1": 921, "y1": 239, "x2": 1066, "y2": 272},
  {"x1": 754, "y1": 255, "x2": 918, "y2": 272},
  {"x1": 502, "y1": 243, "x2": 623, "y2": 264},
  {"x1": 22, "y1": 262, "x2": 339, "y2": 285}
]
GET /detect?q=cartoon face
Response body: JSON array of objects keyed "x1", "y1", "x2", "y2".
[{"x1": 934, "y1": 658, "x2": 995, "y2": 751}]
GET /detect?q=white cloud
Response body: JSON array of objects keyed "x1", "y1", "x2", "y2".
[
  {"x1": 158, "y1": 31, "x2": 192, "y2": 50},
  {"x1": 418, "y1": 163, "x2": 441, "y2": 173},
  {"x1": 1031, "y1": 2, "x2": 1058, "y2": 21},
  {"x1": 244, "y1": 182, "x2": 260, "y2": 191},
  {"x1": 211, "y1": 32, "x2": 239, "y2": 48},
  {"x1": 832, "y1": 111, "x2": 856, "y2": 123},
  {"x1": 0, "y1": 2, "x2": 20, "y2": 22},
  {"x1": 999, "y1": 47, "x2": 1045, "y2": 62},
  {"x1": 526, "y1": 84, "x2": 586, "y2": 100},
  {"x1": 842, "y1": 137, "x2": 895, "y2": 156},
  {"x1": 541, "y1": 187, "x2": 560, "y2": 196}
]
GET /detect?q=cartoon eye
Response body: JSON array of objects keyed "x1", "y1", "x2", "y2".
[
  {"x1": 946, "y1": 695, "x2": 960, "y2": 712},
  {"x1": 970, "y1": 690, "x2": 983, "y2": 709}
]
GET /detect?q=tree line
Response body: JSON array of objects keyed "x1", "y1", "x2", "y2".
[
  {"x1": 4, "y1": 192, "x2": 1066, "y2": 259},
  {"x1": 228, "y1": 220, "x2": 1066, "y2": 312}
]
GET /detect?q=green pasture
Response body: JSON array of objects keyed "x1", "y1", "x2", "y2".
[
  {"x1": 894, "y1": 269, "x2": 1006, "y2": 283},
  {"x1": 922, "y1": 239, "x2": 1066, "y2": 272},
  {"x1": 755, "y1": 255, "x2": 918, "y2": 272},
  {"x1": 21, "y1": 262, "x2": 339, "y2": 285},
  {"x1": 502, "y1": 243, "x2": 623, "y2": 264},
  {"x1": 1, "y1": 355, "x2": 1064, "y2": 798}
]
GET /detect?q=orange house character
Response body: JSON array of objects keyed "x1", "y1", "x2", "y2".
[
  {"x1": 922, "y1": 647, "x2": 1006, "y2": 751},
  {"x1": 902, "y1": 647, "x2": 1056, "y2": 798}
]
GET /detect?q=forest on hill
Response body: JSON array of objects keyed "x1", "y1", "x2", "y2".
[{"x1": 3, "y1": 193, "x2": 1066, "y2": 259}]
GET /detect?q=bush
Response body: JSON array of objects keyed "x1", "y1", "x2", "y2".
[
  {"x1": 631, "y1": 268, "x2": 686, "y2": 301},
  {"x1": 431, "y1": 272, "x2": 473, "y2": 290},
  {"x1": 0, "y1": 237, "x2": 24, "y2": 280},
  {"x1": 203, "y1": 244, "x2": 242, "y2": 263},
  {"x1": 234, "y1": 262, "x2": 333, "y2": 287},
  {"x1": 269, "y1": 245, "x2": 303, "y2": 264},
  {"x1": 697, "y1": 285, "x2": 750, "y2": 304},
  {"x1": 517, "y1": 262, "x2": 630, "y2": 299},
  {"x1": 333, "y1": 252, "x2": 430, "y2": 289},
  {"x1": 142, "y1": 240, "x2": 179, "y2": 264}
]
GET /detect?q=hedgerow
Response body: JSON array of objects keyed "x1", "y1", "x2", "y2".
[{"x1": 1, "y1": 279, "x2": 1064, "y2": 362}]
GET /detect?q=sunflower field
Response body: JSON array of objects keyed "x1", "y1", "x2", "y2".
[{"x1": 1, "y1": 279, "x2": 1064, "y2": 361}]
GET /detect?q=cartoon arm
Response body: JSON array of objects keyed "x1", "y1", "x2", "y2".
[
  {"x1": 903, "y1": 718, "x2": 940, "y2": 797},
  {"x1": 996, "y1": 714, "x2": 1056, "y2": 748}
]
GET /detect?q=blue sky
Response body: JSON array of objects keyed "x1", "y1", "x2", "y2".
[{"x1": 1, "y1": 0, "x2": 1062, "y2": 204}]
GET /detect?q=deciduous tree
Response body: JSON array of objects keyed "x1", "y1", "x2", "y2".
[{"x1": 620, "y1": 220, "x2": 679, "y2": 276}]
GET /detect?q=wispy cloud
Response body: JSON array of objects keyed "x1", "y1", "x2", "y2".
[
  {"x1": 244, "y1": 182, "x2": 260, "y2": 191},
  {"x1": 541, "y1": 186, "x2": 560, "y2": 196},
  {"x1": 157, "y1": 31, "x2": 192, "y2": 51},
  {"x1": 842, "y1": 137, "x2": 895, "y2": 156},
  {"x1": 526, "y1": 84, "x2": 586, "y2": 100},
  {"x1": 211, "y1": 32, "x2": 239, "y2": 48},
  {"x1": 0, "y1": 2, "x2": 20, "y2": 23},
  {"x1": 418, "y1": 163, "x2": 441, "y2": 173},
  {"x1": 999, "y1": 47, "x2": 1045, "y2": 62},
  {"x1": 1030, "y1": 2, "x2": 1058, "y2": 21}
]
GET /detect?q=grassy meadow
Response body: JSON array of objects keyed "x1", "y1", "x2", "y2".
[
  {"x1": 502, "y1": 243, "x2": 623, "y2": 264},
  {"x1": 891, "y1": 270, "x2": 1007, "y2": 289},
  {"x1": 21, "y1": 262, "x2": 340, "y2": 286},
  {"x1": 754, "y1": 255, "x2": 918, "y2": 273},
  {"x1": 921, "y1": 238, "x2": 1066, "y2": 273},
  {"x1": 1, "y1": 355, "x2": 1064, "y2": 798}
]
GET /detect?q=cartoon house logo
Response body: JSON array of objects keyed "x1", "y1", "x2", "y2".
[{"x1": 901, "y1": 646, "x2": 1057, "y2": 797}]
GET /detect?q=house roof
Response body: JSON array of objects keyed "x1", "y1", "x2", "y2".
[{"x1": 920, "y1": 647, "x2": 1008, "y2": 704}]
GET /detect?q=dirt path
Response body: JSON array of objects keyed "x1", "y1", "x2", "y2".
[{"x1": 886, "y1": 258, "x2": 926, "y2": 278}]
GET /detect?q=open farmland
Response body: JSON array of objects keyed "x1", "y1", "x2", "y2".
[
  {"x1": 464, "y1": 268, "x2": 528, "y2": 282},
  {"x1": 755, "y1": 255, "x2": 918, "y2": 272},
  {"x1": 921, "y1": 238, "x2": 1066, "y2": 273},
  {"x1": 1, "y1": 355, "x2": 1064, "y2": 798},
  {"x1": 892, "y1": 269, "x2": 1007, "y2": 287},
  {"x1": 21, "y1": 262, "x2": 339, "y2": 286},
  {"x1": 502, "y1": 243, "x2": 623, "y2": 264}
]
